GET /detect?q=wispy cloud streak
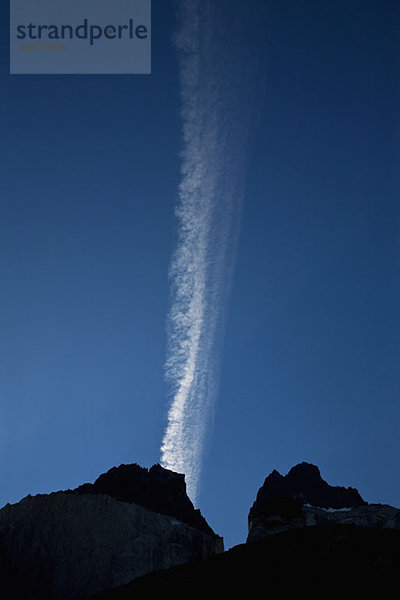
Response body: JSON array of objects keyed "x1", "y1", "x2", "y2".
[{"x1": 160, "y1": 0, "x2": 265, "y2": 503}]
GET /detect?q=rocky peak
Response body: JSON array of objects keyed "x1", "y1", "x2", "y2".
[
  {"x1": 249, "y1": 462, "x2": 366, "y2": 524},
  {"x1": 0, "y1": 463, "x2": 223, "y2": 600},
  {"x1": 286, "y1": 462, "x2": 323, "y2": 483},
  {"x1": 70, "y1": 462, "x2": 215, "y2": 537}
]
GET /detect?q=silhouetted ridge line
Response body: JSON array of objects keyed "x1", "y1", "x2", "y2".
[
  {"x1": 91, "y1": 525, "x2": 400, "y2": 597},
  {"x1": 249, "y1": 462, "x2": 367, "y2": 523},
  {"x1": 70, "y1": 463, "x2": 215, "y2": 536}
]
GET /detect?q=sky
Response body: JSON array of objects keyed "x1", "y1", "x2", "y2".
[{"x1": 1, "y1": 0, "x2": 399, "y2": 550}]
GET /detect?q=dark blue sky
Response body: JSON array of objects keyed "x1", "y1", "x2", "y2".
[{"x1": 1, "y1": 0, "x2": 399, "y2": 550}]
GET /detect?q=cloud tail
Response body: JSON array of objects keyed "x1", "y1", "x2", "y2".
[{"x1": 160, "y1": 0, "x2": 265, "y2": 503}]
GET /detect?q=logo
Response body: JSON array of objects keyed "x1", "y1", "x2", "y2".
[{"x1": 10, "y1": 0, "x2": 151, "y2": 74}]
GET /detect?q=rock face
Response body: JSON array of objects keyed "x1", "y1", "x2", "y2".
[
  {"x1": 71, "y1": 463, "x2": 214, "y2": 536},
  {"x1": 247, "y1": 462, "x2": 400, "y2": 542},
  {"x1": 0, "y1": 464, "x2": 222, "y2": 600},
  {"x1": 248, "y1": 501, "x2": 400, "y2": 542},
  {"x1": 91, "y1": 463, "x2": 400, "y2": 598}
]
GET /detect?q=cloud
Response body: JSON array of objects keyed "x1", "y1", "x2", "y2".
[{"x1": 160, "y1": 0, "x2": 265, "y2": 503}]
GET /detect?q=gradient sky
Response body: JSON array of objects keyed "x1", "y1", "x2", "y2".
[{"x1": 1, "y1": 0, "x2": 399, "y2": 550}]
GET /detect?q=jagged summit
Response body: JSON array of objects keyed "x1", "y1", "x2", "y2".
[
  {"x1": 0, "y1": 462, "x2": 222, "y2": 600},
  {"x1": 69, "y1": 462, "x2": 216, "y2": 537},
  {"x1": 247, "y1": 462, "x2": 400, "y2": 544},
  {"x1": 249, "y1": 462, "x2": 366, "y2": 523},
  {"x1": 1, "y1": 460, "x2": 399, "y2": 599}
]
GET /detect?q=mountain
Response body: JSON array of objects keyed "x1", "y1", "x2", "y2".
[
  {"x1": 91, "y1": 524, "x2": 400, "y2": 596},
  {"x1": 0, "y1": 464, "x2": 222, "y2": 600},
  {"x1": 247, "y1": 462, "x2": 400, "y2": 541},
  {"x1": 90, "y1": 462, "x2": 400, "y2": 598},
  {"x1": 69, "y1": 462, "x2": 214, "y2": 536},
  {"x1": 249, "y1": 461, "x2": 366, "y2": 520},
  {"x1": 1, "y1": 461, "x2": 399, "y2": 599}
]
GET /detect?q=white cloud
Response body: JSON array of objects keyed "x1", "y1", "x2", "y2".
[{"x1": 160, "y1": 0, "x2": 263, "y2": 504}]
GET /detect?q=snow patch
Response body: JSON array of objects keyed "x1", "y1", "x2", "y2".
[{"x1": 304, "y1": 504, "x2": 353, "y2": 512}]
